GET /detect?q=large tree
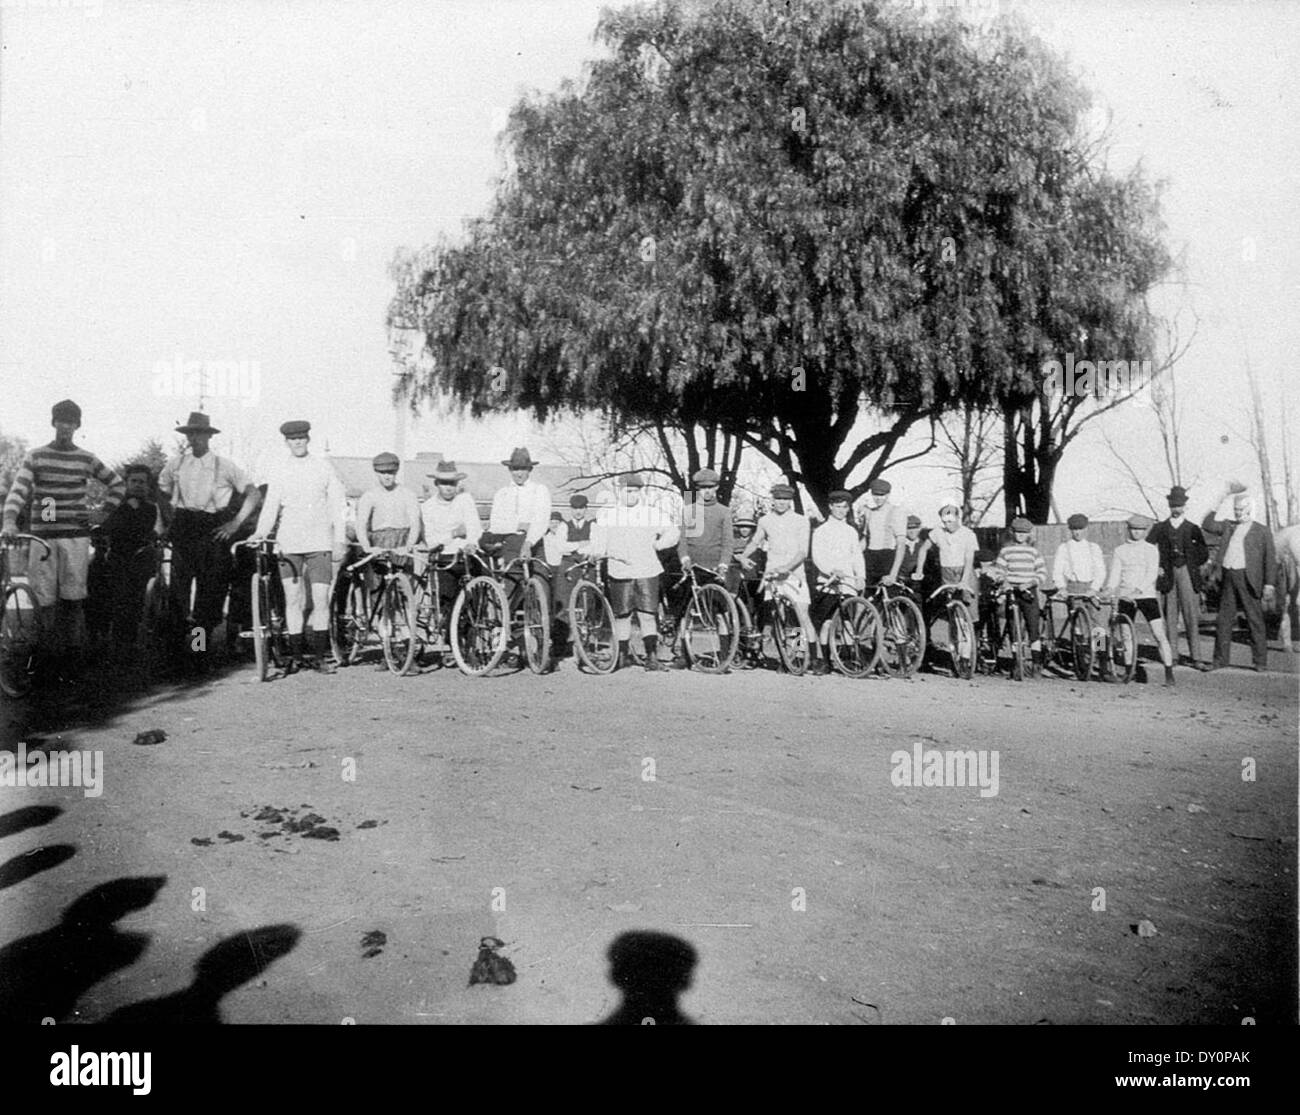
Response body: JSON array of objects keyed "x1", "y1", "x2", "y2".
[{"x1": 392, "y1": 0, "x2": 1170, "y2": 513}]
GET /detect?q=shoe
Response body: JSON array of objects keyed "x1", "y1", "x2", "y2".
[
  {"x1": 810, "y1": 659, "x2": 831, "y2": 676},
  {"x1": 310, "y1": 657, "x2": 338, "y2": 675},
  {"x1": 1163, "y1": 666, "x2": 1175, "y2": 687},
  {"x1": 616, "y1": 649, "x2": 637, "y2": 671},
  {"x1": 1193, "y1": 661, "x2": 1211, "y2": 672},
  {"x1": 670, "y1": 654, "x2": 690, "y2": 671},
  {"x1": 644, "y1": 656, "x2": 667, "y2": 672}
]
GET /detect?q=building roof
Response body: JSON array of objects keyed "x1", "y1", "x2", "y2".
[{"x1": 329, "y1": 451, "x2": 585, "y2": 507}]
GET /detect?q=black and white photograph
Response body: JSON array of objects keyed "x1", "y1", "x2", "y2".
[{"x1": 0, "y1": 0, "x2": 1295, "y2": 1081}]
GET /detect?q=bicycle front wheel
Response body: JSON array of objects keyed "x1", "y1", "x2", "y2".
[
  {"x1": 522, "y1": 575, "x2": 552, "y2": 674},
  {"x1": 1009, "y1": 602, "x2": 1029, "y2": 682},
  {"x1": 772, "y1": 596, "x2": 809, "y2": 676},
  {"x1": 884, "y1": 596, "x2": 925, "y2": 677},
  {"x1": 1110, "y1": 613, "x2": 1137, "y2": 683},
  {"x1": 830, "y1": 596, "x2": 882, "y2": 678},
  {"x1": 948, "y1": 601, "x2": 976, "y2": 680},
  {"x1": 138, "y1": 574, "x2": 177, "y2": 678},
  {"x1": 251, "y1": 571, "x2": 274, "y2": 682},
  {"x1": 0, "y1": 583, "x2": 40, "y2": 698},
  {"x1": 1069, "y1": 608, "x2": 1094, "y2": 682},
  {"x1": 683, "y1": 583, "x2": 739, "y2": 674},
  {"x1": 380, "y1": 577, "x2": 419, "y2": 676},
  {"x1": 451, "y1": 575, "x2": 509, "y2": 677},
  {"x1": 569, "y1": 581, "x2": 616, "y2": 675},
  {"x1": 329, "y1": 574, "x2": 369, "y2": 666}
]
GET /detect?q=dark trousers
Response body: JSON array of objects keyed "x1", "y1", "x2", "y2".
[
  {"x1": 1213, "y1": 568, "x2": 1268, "y2": 669},
  {"x1": 170, "y1": 510, "x2": 232, "y2": 633},
  {"x1": 1161, "y1": 564, "x2": 1202, "y2": 663}
]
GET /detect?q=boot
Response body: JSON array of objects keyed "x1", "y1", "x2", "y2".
[
  {"x1": 1164, "y1": 665, "x2": 1175, "y2": 687},
  {"x1": 283, "y1": 633, "x2": 303, "y2": 675},
  {"x1": 643, "y1": 635, "x2": 666, "y2": 671},
  {"x1": 809, "y1": 644, "x2": 831, "y2": 675},
  {"x1": 615, "y1": 640, "x2": 636, "y2": 671},
  {"x1": 1030, "y1": 648, "x2": 1043, "y2": 678},
  {"x1": 308, "y1": 631, "x2": 337, "y2": 674}
]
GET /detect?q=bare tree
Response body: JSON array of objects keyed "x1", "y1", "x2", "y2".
[
  {"x1": 1242, "y1": 349, "x2": 1281, "y2": 529},
  {"x1": 1280, "y1": 380, "x2": 1298, "y2": 526},
  {"x1": 935, "y1": 402, "x2": 1003, "y2": 525}
]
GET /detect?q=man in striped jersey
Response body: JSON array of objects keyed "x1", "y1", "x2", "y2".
[
  {"x1": 993, "y1": 516, "x2": 1049, "y2": 676},
  {"x1": 1, "y1": 400, "x2": 125, "y2": 671}
]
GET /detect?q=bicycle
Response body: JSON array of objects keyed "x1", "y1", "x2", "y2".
[
  {"x1": 137, "y1": 538, "x2": 187, "y2": 675},
  {"x1": 1041, "y1": 589, "x2": 1103, "y2": 681},
  {"x1": 815, "y1": 575, "x2": 883, "y2": 678},
  {"x1": 566, "y1": 556, "x2": 618, "y2": 675},
  {"x1": 450, "y1": 542, "x2": 551, "y2": 676},
  {"x1": 926, "y1": 583, "x2": 976, "y2": 680},
  {"x1": 1098, "y1": 596, "x2": 1139, "y2": 684},
  {"x1": 407, "y1": 544, "x2": 471, "y2": 671},
  {"x1": 866, "y1": 581, "x2": 926, "y2": 677},
  {"x1": 329, "y1": 548, "x2": 419, "y2": 675},
  {"x1": 662, "y1": 563, "x2": 739, "y2": 673},
  {"x1": 234, "y1": 540, "x2": 291, "y2": 681},
  {"x1": 730, "y1": 574, "x2": 768, "y2": 669},
  {"x1": 757, "y1": 568, "x2": 811, "y2": 675},
  {"x1": 0, "y1": 534, "x2": 50, "y2": 698},
  {"x1": 991, "y1": 582, "x2": 1036, "y2": 682}
]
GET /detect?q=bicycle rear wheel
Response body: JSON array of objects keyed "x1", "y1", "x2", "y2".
[
  {"x1": 251, "y1": 571, "x2": 274, "y2": 682},
  {"x1": 451, "y1": 575, "x2": 509, "y2": 676},
  {"x1": 772, "y1": 597, "x2": 809, "y2": 676},
  {"x1": 569, "y1": 581, "x2": 617, "y2": 674},
  {"x1": 683, "y1": 583, "x2": 739, "y2": 674},
  {"x1": 380, "y1": 576, "x2": 419, "y2": 676},
  {"x1": 1110, "y1": 613, "x2": 1137, "y2": 683},
  {"x1": 884, "y1": 596, "x2": 925, "y2": 677},
  {"x1": 521, "y1": 575, "x2": 552, "y2": 673},
  {"x1": 948, "y1": 601, "x2": 976, "y2": 680},
  {"x1": 1069, "y1": 608, "x2": 1094, "y2": 681},
  {"x1": 830, "y1": 596, "x2": 881, "y2": 678},
  {"x1": 0, "y1": 583, "x2": 40, "y2": 698}
]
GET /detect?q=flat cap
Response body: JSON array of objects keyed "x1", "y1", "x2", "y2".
[
  {"x1": 569, "y1": 494, "x2": 589, "y2": 508},
  {"x1": 906, "y1": 514, "x2": 922, "y2": 528},
  {"x1": 1067, "y1": 513, "x2": 1089, "y2": 530},
  {"x1": 1010, "y1": 516, "x2": 1033, "y2": 531},
  {"x1": 692, "y1": 468, "x2": 720, "y2": 486},
  {"x1": 372, "y1": 451, "x2": 400, "y2": 472},
  {"x1": 1127, "y1": 514, "x2": 1153, "y2": 529},
  {"x1": 827, "y1": 490, "x2": 852, "y2": 504},
  {"x1": 770, "y1": 483, "x2": 795, "y2": 499},
  {"x1": 869, "y1": 478, "x2": 892, "y2": 496},
  {"x1": 279, "y1": 420, "x2": 311, "y2": 437}
]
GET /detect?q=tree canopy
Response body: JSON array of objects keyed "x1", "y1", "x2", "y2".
[{"x1": 391, "y1": 0, "x2": 1170, "y2": 514}]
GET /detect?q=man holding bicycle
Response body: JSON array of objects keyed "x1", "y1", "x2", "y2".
[
  {"x1": 809, "y1": 490, "x2": 865, "y2": 675},
  {"x1": 93, "y1": 463, "x2": 165, "y2": 652},
  {"x1": 667, "y1": 468, "x2": 734, "y2": 667},
  {"x1": 739, "y1": 483, "x2": 819, "y2": 672},
  {"x1": 1052, "y1": 513, "x2": 1107, "y2": 647},
  {"x1": 858, "y1": 478, "x2": 909, "y2": 587},
  {"x1": 250, "y1": 420, "x2": 347, "y2": 674},
  {"x1": 993, "y1": 516, "x2": 1049, "y2": 676},
  {"x1": 1104, "y1": 514, "x2": 1175, "y2": 686}
]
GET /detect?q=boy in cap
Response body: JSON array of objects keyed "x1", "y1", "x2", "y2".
[
  {"x1": 809, "y1": 490, "x2": 866, "y2": 674},
  {"x1": 2, "y1": 400, "x2": 125, "y2": 673},
  {"x1": 666, "y1": 468, "x2": 734, "y2": 662},
  {"x1": 1147, "y1": 486, "x2": 1210, "y2": 669},
  {"x1": 916, "y1": 500, "x2": 978, "y2": 605},
  {"x1": 355, "y1": 452, "x2": 421, "y2": 553},
  {"x1": 582, "y1": 473, "x2": 679, "y2": 670},
  {"x1": 858, "y1": 478, "x2": 909, "y2": 587},
  {"x1": 250, "y1": 420, "x2": 347, "y2": 673},
  {"x1": 897, "y1": 514, "x2": 927, "y2": 584},
  {"x1": 739, "y1": 483, "x2": 820, "y2": 669},
  {"x1": 157, "y1": 411, "x2": 262, "y2": 667},
  {"x1": 1104, "y1": 514, "x2": 1176, "y2": 685},
  {"x1": 1052, "y1": 513, "x2": 1107, "y2": 645},
  {"x1": 992, "y1": 516, "x2": 1049, "y2": 675}
]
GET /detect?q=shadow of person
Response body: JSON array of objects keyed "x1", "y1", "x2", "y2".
[
  {"x1": 0, "y1": 874, "x2": 167, "y2": 1023},
  {"x1": 0, "y1": 804, "x2": 62, "y2": 840},
  {"x1": 105, "y1": 923, "x2": 301, "y2": 1024},
  {"x1": 596, "y1": 930, "x2": 698, "y2": 1025},
  {"x1": 0, "y1": 843, "x2": 76, "y2": 891}
]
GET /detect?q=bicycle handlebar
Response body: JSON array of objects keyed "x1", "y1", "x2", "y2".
[
  {"x1": 3, "y1": 534, "x2": 52, "y2": 558},
  {"x1": 927, "y1": 583, "x2": 972, "y2": 602}
]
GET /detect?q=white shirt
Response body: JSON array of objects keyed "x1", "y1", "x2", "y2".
[
  {"x1": 488, "y1": 479, "x2": 551, "y2": 547},
  {"x1": 931, "y1": 524, "x2": 978, "y2": 575},
  {"x1": 1105, "y1": 539, "x2": 1161, "y2": 599},
  {"x1": 1222, "y1": 521, "x2": 1250, "y2": 570},
  {"x1": 759, "y1": 510, "x2": 810, "y2": 581},
  {"x1": 861, "y1": 500, "x2": 907, "y2": 551},
  {"x1": 255, "y1": 454, "x2": 346, "y2": 554},
  {"x1": 1054, "y1": 539, "x2": 1107, "y2": 592},
  {"x1": 589, "y1": 502, "x2": 679, "y2": 580},
  {"x1": 159, "y1": 451, "x2": 251, "y2": 513},
  {"x1": 421, "y1": 492, "x2": 482, "y2": 554},
  {"x1": 811, "y1": 517, "x2": 864, "y2": 591},
  {"x1": 355, "y1": 485, "x2": 421, "y2": 546}
]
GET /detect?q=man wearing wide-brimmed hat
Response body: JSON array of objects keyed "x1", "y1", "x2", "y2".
[
  {"x1": 483, "y1": 447, "x2": 551, "y2": 565},
  {"x1": 1147, "y1": 485, "x2": 1210, "y2": 669},
  {"x1": 420, "y1": 459, "x2": 482, "y2": 622},
  {"x1": 159, "y1": 411, "x2": 261, "y2": 666}
]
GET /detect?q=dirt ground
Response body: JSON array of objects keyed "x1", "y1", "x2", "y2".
[{"x1": 2, "y1": 633, "x2": 1296, "y2": 1026}]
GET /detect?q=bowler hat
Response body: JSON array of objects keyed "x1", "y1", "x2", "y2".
[
  {"x1": 1166, "y1": 485, "x2": 1189, "y2": 506},
  {"x1": 279, "y1": 420, "x2": 311, "y2": 437},
  {"x1": 501, "y1": 447, "x2": 537, "y2": 470},
  {"x1": 51, "y1": 399, "x2": 82, "y2": 425},
  {"x1": 431, "y1": 460, "x2": 467, "y2": 483},
  {"x1": 176, "y1": 411, "x2": 220, "y2": 435}
]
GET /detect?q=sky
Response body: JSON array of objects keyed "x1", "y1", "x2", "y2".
[{"x1": 1, "y1": 0, "x2": 1296, "y2": 522}]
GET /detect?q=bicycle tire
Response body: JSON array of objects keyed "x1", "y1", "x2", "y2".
[
  {"x1": 830, "y1": 596, "x2": 882, "y2": 678},
  {"x1": 1110, "y1": 613, "x2": 1137, "y2": 684},
  {"x1": 329, "y1": 575, "x2": 369, "y2": 666},
  {"x1": 569, "y1": 580, "x2": 617, "y2": 675},
  {"x1": 450, "y1": 575, "x2": 509, "y2": 677},
  {"x1": 772, "y1": 596, "x2": 809, "y2": 676},
  {"x1": 884, "y1": 595, "x2": 925, "y2": 677},
  {"x1": 138, "y1": 575, "x2": 178, "y2": 678},
  {"x1": 1009, "y1": 600, "x2": 1029, "y2": 682},
  {"x1": 949, "y1": 600, "x2": 976, "y2": 680},
  {"x1": 380, "y1": 576, "x2": 419, "y2": 676},
  {"x1": 1069, "y1": 607, "x2": 1094, "y2": 682},
  {"x1": 683, "y1": 582, "x2": 739, "y2": 674},
  {"x1": 733, "y1": 594, "x2": 762, "y2": 669},
  {"x1": 522, "y1": 574, "x2": 552, "y2": 674},
  {"x1": 0, "y1": 582, "x2": 40, "y2": 698}
]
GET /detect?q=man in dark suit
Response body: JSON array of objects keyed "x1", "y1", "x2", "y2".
[
  {"x1": 1205, "y1": 483, "x2": 1277, "y2": 671},
  {"x1": 1147, "y1": 485, "x2": 1210, "y2": 669}
]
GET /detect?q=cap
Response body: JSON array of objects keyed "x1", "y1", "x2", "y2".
[
  {"x1": 569, "y1": 494, "x2": 589, "y2": 509},
  {"x1": 869, "y1": 478, "x2": 891, "y2": 496},
  {"x1": 906, "y1": 514, "x2": 922, "y2": 528},
  {"x1": 734, "y1": 503, "x2": 757, "y2": 527},
  {"x1": 279, "y1": 420, "x2": 311, "y2": 438},
  {"x1": 692, "y1": 467, "x2": 720, "y2": 486},
  {"x1": 1127, "y1": 514, "x2": 1153, "y2": 529},
  {"x1": 1067, "y1": 513, "x2": 1089, "y2": 530},
  {"x1": 51, "y1": 399, "x2": 82, "y2": 425},
  {"x1": 938, "y1": 498, "x2": 962, "y2": 514},
  {"x1": 827, "y1": 489, "x2": 852, "y2": 504},
  {"x1": 549, "y1": 511, "x2": 563, "y2": 521},
  {"x1": 1010, "y1": 516, "x2": 1032, "y2": 532},
  {"x1": 770, "y1": 483, "x2": 795, "y2": 499},
  {"x1": 372, "y1": 452, "x2": 400, "y2": 473}
]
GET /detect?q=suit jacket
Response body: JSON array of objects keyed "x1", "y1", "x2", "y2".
[
  {"x1": 1147, "y1": 517, "x2": 1209, "y2": 593},
  {"x1": 1209, "y1": 517, "x2": 1277, "y2": 598}
]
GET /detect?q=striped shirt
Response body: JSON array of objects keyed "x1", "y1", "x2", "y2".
[
  {"x1": 3, "y1": 443, "x2": 124, "y2": 538},
  {"x1": 994, "y1": 542, "x2": 1048, "y2": 588}
]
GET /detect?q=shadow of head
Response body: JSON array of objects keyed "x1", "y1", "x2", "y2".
[
  {"x1": 0, "y1": 805, "x2": 62, "y2": 840},
  {"x1": 193, "y1": 924, "x2": 302, "y2": 995},
  {"x1": 62, "y1": 876, "x2": 167, "y2": 929},
  {"x1": 602, "y1": 930, "x2": 698, "y2": 1024}
]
